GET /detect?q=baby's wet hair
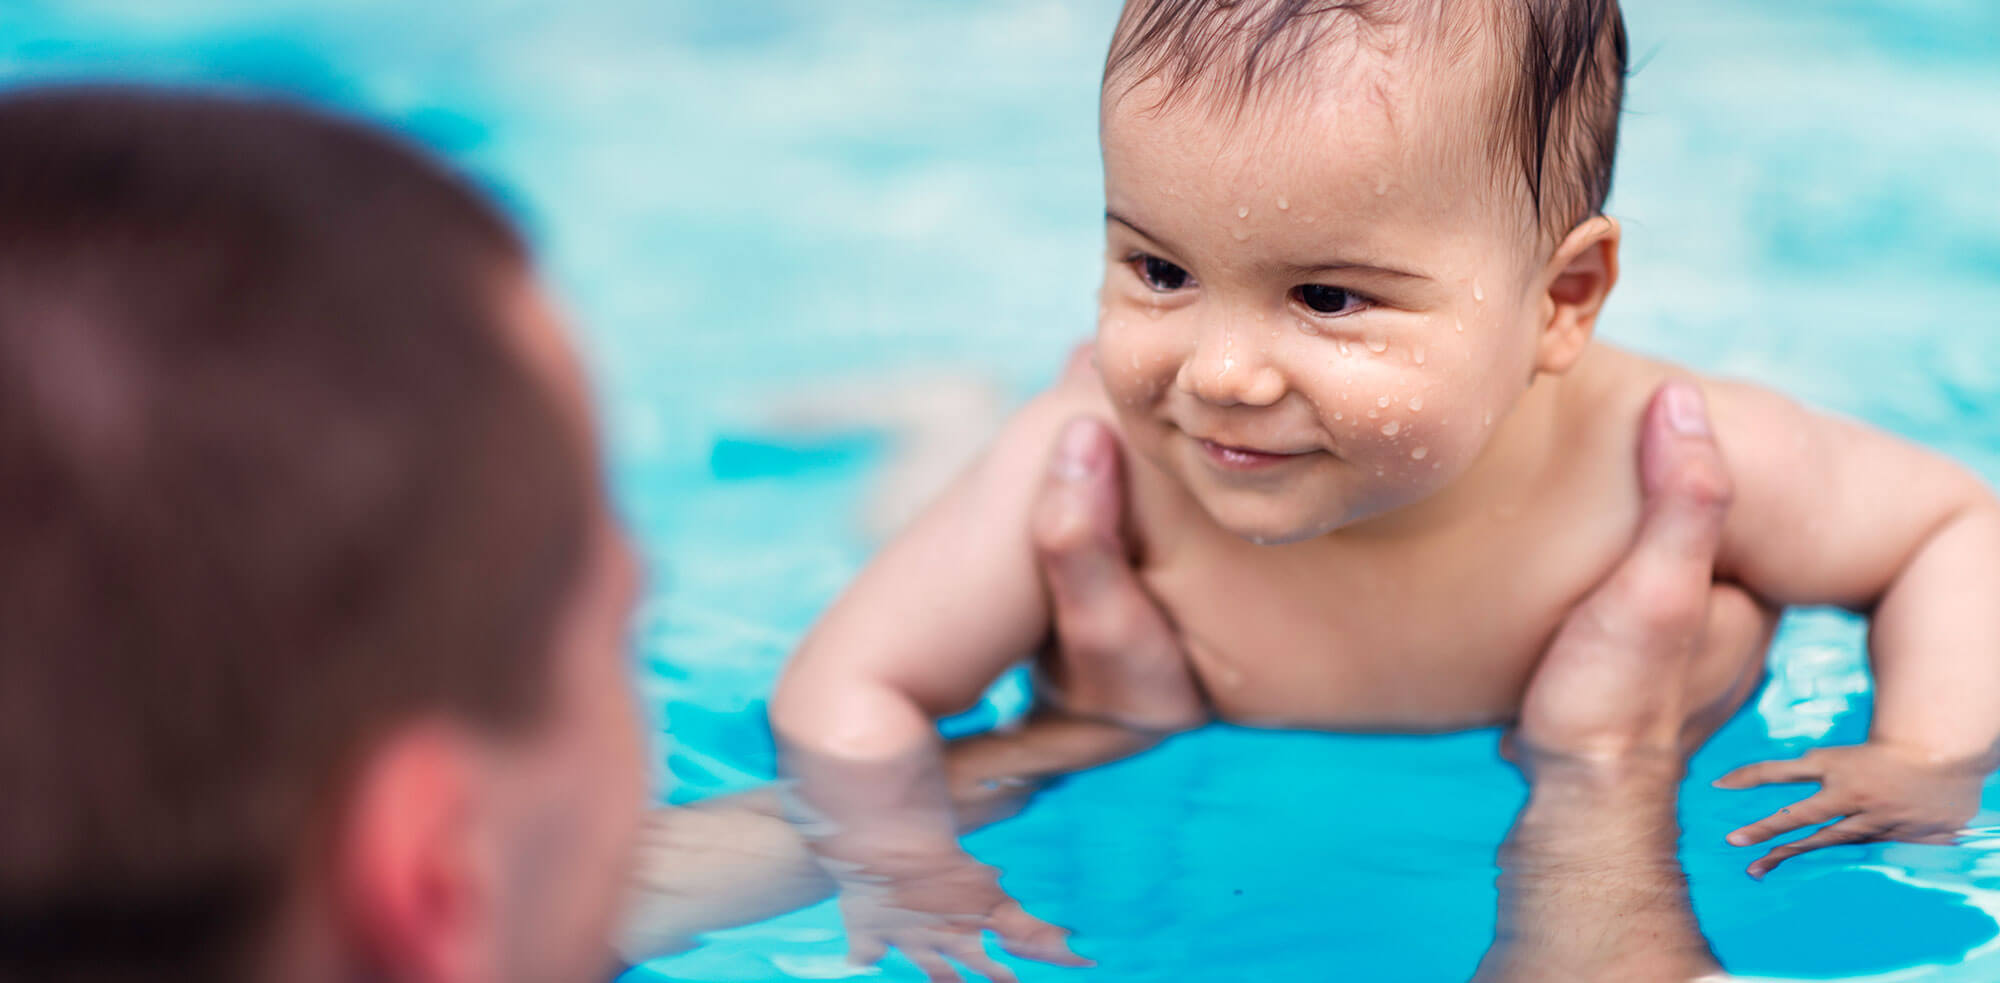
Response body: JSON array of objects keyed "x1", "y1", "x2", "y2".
[{"x1": 1105, "y1": 0, "x2": 1628, "y2": 241}]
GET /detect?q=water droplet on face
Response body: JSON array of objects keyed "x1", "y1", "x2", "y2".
[
  {"x1": 1336, "y1": 339, "x2": 1352, "y2": 356},
  {"x1": 1473, "y1": 279, "x2": 1486, "y2": 303},
  {"x1": 1333, "y1": 411, "x2": 1344, "y2": 421},
  {"x1": 1298, "y1": 320, "x2": 1320, "y2": 337},
  {"x1": 1237, "y1": 204, "x2": 1250, "y2": 219},
  {"x1": 1412, "y1": 345, "x2": 1427, "y2": 365},
  {"x1": 1454, "y1": 318, "x2": 1465, "y2": 333},
  {"x1": 1364, "y1": 334, "x2": 1388, "y2": 353},
  {"x1": 1483, "y1": 410, "x2": 1494, "y2": 427},
  {"x1": 1276, "y1": 195, "x2": 1290, "y2": 210},
  {"x1": 1375, "y1": 176, "x2": 1389, "y2": 196},
  {"x1": 1411, "y1": 446, "x2": 1428, "y2": 460},
  {"x1": 1367, "y1": 408, "x2": 1380, "y2": 419},
  {"x1": 1381, "y1": 421, "x2": 1401, "y2": 436},
  {"x1": 1408, "y1": 395, "x2": 1424, "y2": 411},
  {"x1": 1232, "y1": 228, "x2": 1250, "y2": 241},
  {"x1": 1376, "y1": 395, "x2": 1391, "y2": 408}
]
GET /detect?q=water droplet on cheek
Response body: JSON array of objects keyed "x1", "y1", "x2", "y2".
[
  {"x1": 1376, "y1": 395, "x2": 1391, "y2": 408},
  {"x1": 1336, "y1": 339, "x2": 1352, "y2": 356},
  {"x1": 1381, "y1": 421, "x2": 1401, "y2": 436},
  {"x1": 1411, "y1": 446, "x2": 1428, "y2": 460},
  {"x1": 1232, "y1": 228, "x2": 1249, "y2": 241},
  {"x1": 1333, "y1": 411, "x2": 1344, "y2": 421},
  {"x1": 1276, "y1": 195, "x2": 1290, "y2": 210},
  {"x1": 1412, "y1": 345, "x2": 1427, "y2": 365},
  {"x1": 1374, "y1": 177, "x2": 1389, "y2": 196},
  {"x1": 1483, "y1": 410, "x2": 1494, "y2": 427},
  {"x1": 1237, "y1": 204, "x2": 1250, "y2": 218},
  {"x1": 1367, "y1": 409, "x2": 1380, "y2": 420},
  {"x1": 1298, "y1": 320, "x2": 1320, "y2": 337},
  {"x1": 1454, "y1": 318, "x2": 1465, "y2": 333},
  {"x1": 1364, "y1": 334, "x2": 1388, "y2": 354},
  {"x1": 1473, "y1": 279, "x2": 1486, "y2": 303},
  {"x1": 1408, "y1": 396, "x2": 1424, "y2": 411}
]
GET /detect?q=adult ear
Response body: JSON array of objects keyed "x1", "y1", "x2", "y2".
[
  {"x1": 1533, "y1": 215, "x2": 1621, "y2": 375},
  {"x1": 334, "y1": 723, "x2": 498, "y2": 983}
]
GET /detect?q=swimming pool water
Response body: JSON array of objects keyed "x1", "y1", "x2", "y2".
[{"x1": 6, "y1": 2, "x2": 2000, "y2": 980}]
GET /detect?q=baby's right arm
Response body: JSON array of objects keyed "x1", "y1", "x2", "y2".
[{"x1": 770, "y1": 365, "x2": 1105, "y2": 972}]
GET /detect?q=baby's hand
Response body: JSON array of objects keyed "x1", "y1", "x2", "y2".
[
  {"x1": 1715, "y1": 742, "x2": 1989, "y2": 878},
  {"x1": 826, "y1": 843, "x2": 1086, "y2": 982}
]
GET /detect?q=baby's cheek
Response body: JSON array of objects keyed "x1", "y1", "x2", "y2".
[
  {"x1": 1095, "y1": 315, "x2": 1177, "y2": 405},
  {"x1": 1323, "y1": 381, "x2": 1491, "y2": 483}
]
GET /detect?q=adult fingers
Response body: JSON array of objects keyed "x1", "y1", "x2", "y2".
[
  {"x1": 1749, "y1": 818, "x2": 1877, "y2": 878},
  {"x1": 1726, "y1": 792, "x2": 1844, "y2": 846},
  {"x1": 1579, "y1": 381, "x2": 1733, "y2": 646},
  {"x1": 1713, "y1": 752, "x2": 1826, "y2": 790}
]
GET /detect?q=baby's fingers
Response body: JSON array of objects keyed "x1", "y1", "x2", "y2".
[
  {"x1": 901, "y1": 945, "x2": 968, "y2": 983},
  {"x1": 1714, "y1": 754, "x2": 1825, "y2": 790},
  {"x1": 941, "y1": 936, "x2": 1020, "y2": 983},
  {"x1": 1726, "y1": 792, "x2": 1844, "y2": 846},
  {"x1": 848, "y1": 933, "x2": 888, "y2": 967},
  {"x1": 1748, "y1": 818, "x2": 1877, "y2": 879},
  {"x1": 991, "y1": 901, "x2": 1093, "y2": 968}
]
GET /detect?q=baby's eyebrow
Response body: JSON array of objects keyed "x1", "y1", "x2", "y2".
[
  {"x1": 1108, "y1": 209, "x2": 1426, "y2": 283},
  {"x1": 1283, "y1": 259, "x2": 1427, "y2": 281},
  {"x1": 1105, "y1": 209, "x2": 1166, "y2": 246}
]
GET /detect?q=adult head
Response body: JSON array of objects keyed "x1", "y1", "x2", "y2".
[{"x1": 0, "y1": 86, "x2": 646, "y2": 983}]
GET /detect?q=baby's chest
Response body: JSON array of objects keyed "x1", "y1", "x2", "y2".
[{"x1": 1138, "y1": 524, "x2": 1630, "y2": 732}]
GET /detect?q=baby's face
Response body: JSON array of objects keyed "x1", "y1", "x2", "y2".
[{"x1": 1097, "y1": 51, "x2": 1551, "y2": 544}]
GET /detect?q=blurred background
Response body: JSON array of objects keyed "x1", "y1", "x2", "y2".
[{"x1": 6, "y1": 2, "x2": 1999, "y2": 980}]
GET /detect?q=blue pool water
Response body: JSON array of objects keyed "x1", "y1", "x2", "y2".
[{"x1": 7, "y1": 2, "x2": 2000, "y2": 979}]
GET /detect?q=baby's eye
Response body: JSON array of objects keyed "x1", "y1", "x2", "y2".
[
  {"x1": 1131, "y1": 254, "x2": 1192, "y2": 292},
  {"x1": 1294, "y1": 284, "x2": 1364, "y2": 316}
]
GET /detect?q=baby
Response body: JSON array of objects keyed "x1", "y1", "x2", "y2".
[{"x1": 773, "y1": 0, "x2": 2000, "y2": 974}]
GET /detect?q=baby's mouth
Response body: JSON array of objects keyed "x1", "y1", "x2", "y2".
[{"x1": 1196, "y1": 437, "x2": 1316, "y2": 471}]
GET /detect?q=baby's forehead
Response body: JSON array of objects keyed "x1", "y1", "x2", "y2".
[{"x1": 1103, "y1": 2, "x2": 1518, "y2": 194}]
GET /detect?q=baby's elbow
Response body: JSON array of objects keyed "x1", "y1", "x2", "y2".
[{"x1": 769, "y1": 659, "x2": 931, "y2": 755}]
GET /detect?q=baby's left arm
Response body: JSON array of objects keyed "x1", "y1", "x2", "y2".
[{"x1": 1695, "y1": 379, "x2": 2000, "y2": 875}]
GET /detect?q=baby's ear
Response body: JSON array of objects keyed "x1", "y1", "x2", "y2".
[{"x1": 1534, "y1": 216, "x2": 1620, "y2": 375}]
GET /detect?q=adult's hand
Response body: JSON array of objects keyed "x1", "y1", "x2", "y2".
[
  {"x1": 1479, "y1": 380, "x2": 1777, "y2": 983},
  {"x1": 1027, "y1": 415, "x2": 1208, "y2": 734},
  {"x1": 1515, "y1": 381, "x2": 1774, "y2": 770}
]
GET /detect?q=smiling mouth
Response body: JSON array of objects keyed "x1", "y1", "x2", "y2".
[{"x1": 1197, "y1": 438, "x2": 1316, "y2": 471}]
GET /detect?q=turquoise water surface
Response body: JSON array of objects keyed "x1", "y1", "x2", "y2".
[{"x1": 6, "y1": 1, "x2": 2000, "y2": 980}]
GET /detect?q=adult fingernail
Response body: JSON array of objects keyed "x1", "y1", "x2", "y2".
[
  {"x1": 1663, "y1": 382, "x2": 1710, "y2": 437},
  {"x1": 1053, "y1": 419, "x2": 1101, "y2": 481}
]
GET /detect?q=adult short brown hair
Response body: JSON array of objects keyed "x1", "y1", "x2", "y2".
[
  {"x1": 1106, "y1": 0, "x2": 1628, "y2": 240},
  {"x1": 0, "y1": 86, "x2": 590, "y2": 981}
]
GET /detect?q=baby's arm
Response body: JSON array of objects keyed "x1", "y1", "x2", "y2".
[
  {"x1": 1698, "y1": 380, "x2": 2000, "y2": 873},
  {"x1": 770, "y1": 370, "x2": 1104, "y2": 972}
]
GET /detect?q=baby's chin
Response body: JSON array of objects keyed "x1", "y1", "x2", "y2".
[{"x1": 1198, "y1": 496, "x2": 1355, "y2": 546}]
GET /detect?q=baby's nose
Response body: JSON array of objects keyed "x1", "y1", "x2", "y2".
[{"x1": 1176, "y1": 330, "x2": 1287, "y2": 407}]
